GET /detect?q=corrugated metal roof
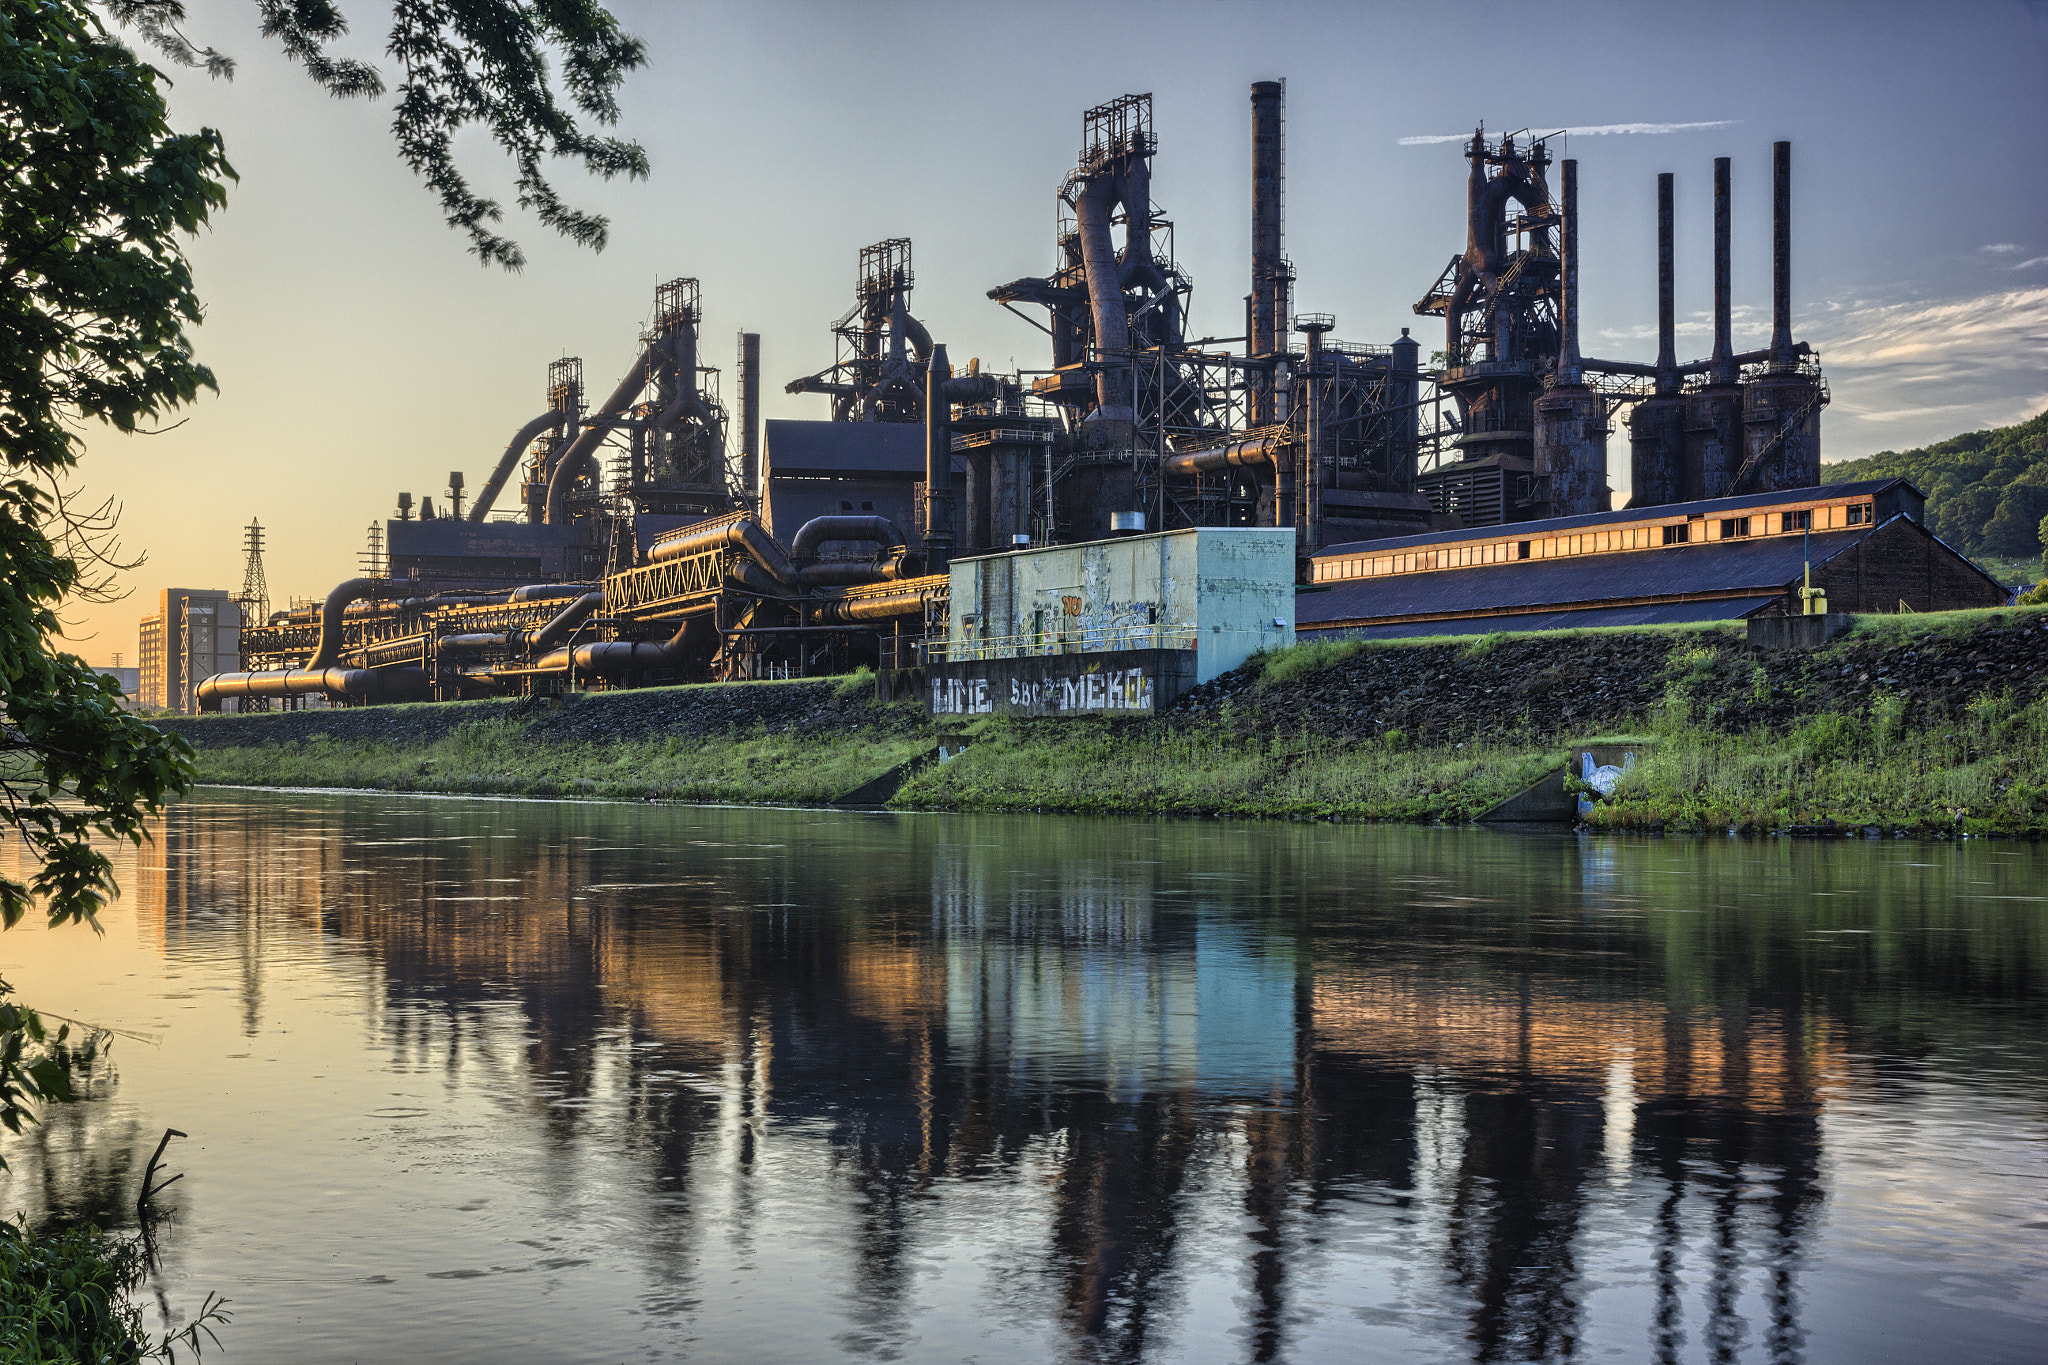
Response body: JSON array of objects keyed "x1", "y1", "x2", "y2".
[
  {"x1": 1298, "y1": 528, "x2": 1875, "y2": 626},
  {"x1": 763, "y1": 419, "x2": 963, "y2": 477},
  {"x1": 1303, "y1": 597, "x2": 1778, "y2": 641},
  {"x1": 1317, "y1": 477, "x2": 1913, "y2": 560}
]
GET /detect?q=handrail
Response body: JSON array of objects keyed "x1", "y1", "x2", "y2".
[{"x1": 928, "y1": 624, "x2": 1199, "y2": 662}]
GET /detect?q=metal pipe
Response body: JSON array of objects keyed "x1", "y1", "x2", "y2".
[
  {"x1": 1656, "y1": 172, "x2": 1677, "y2": 394},
  {"x1": 924, "y1": 345, "x2": 954, "y2": 556},
  {"x1": 1250, "y1": 80, "x2": 1283, "y2": 375},
  {"x1": 788, "y1": 515, "x2": 907, "y2": 563},
  {"x1": 1770, "y1": 140, "x2": 1794, "y2": 372},
  {"x1": 1710, "y1": 156, "x2": 1735, "y2": 385},
  {"x1": 1558, "y1": 158, "x2": 1582, "y2": 384},
  {"x1": 544, "y1": 342, "x2": 656, "y2": 523},
  {"x1": 738, "y1": 331, "x2": 761, "y2": 497},
  {"x1": 1162, "y1": 430, "x2": 1287, "y2": 477},
  {"x1": 552, "y1": 611, "x2": 717, "y2": 678},
  {"x1": 196, "y1": 665, "x2": 427, "y2": 710},
  {"x1": 811, "y1": 582, "x2": 939, "y2": 626},
  {"x1": 507, "y1": 582, "x2": 596, "y2": 602},
  {"x1": 471, "y1": 410, "x2": 564, "y2": 522}
]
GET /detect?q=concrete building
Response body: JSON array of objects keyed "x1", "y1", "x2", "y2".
[
  {"x1": 1299, "y1": 479, "x2": 2005, "y2": 638},
  {"x1": 928, "y1": 527, "x2": 1295, "y2": 716},
  {"x1": 138, "y1": 589, "x2": 242, "y2": 713}
]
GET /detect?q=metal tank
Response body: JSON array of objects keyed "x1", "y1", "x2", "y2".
[
  {"x1": 1739, "y1": 142, "x2": 1823, "y2": 493},
  {"x1": 1531, "y1": 160, "x2": 1609, "y2": 517},
  {"x1": 1683, "y1": 158, "x2": 1743, "y2": 501}
]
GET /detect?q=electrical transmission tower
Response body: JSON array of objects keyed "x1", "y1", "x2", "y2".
[{"x1": 236, "y1": 517, "x2": 270, "y2": 626}]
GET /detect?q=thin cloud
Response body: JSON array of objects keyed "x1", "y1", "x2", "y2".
[
  {"x1": 1980, "y1": 243, "x2": 2022, "y2": 254},
  {"x1": 2013, "y1": 256, "x2": 2048, "y2": 270},
  {"x1": 1398, "y1": 120, "x2": 1735, "y2": 147}
]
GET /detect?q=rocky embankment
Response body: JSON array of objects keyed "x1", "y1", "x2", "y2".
[{"x1": 1168, "y1": 613, "x2": 2048, "y2": 745}]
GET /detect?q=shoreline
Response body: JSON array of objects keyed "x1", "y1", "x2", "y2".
[{"x1": 156, "y1": 606, "x2": 2048, "y2": 839}]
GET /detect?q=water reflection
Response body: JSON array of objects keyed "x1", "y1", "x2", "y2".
[{"x1": 6, "y1": 793, "x2": 2045, "y2": 1364}]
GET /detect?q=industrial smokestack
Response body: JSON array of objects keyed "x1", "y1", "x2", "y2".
[
  {"x1": 738, "y1": 331, "x2": 761, "y2": 498},
  {"x1": 1657, "y1": 172, "x2": 1677, "y2": 392},
  {"x1": 1711, "y1": 155, "x2": 1735, "y2": 385},
  {"x1": 1770, "y1": 140, "x2": 1794, "y2": 372},
  {"x1": 1557, "y1": 159, "x2": 1583, "y2": 383},
  {"x1": 1250, "y1": 80, "x2": 1283, "y2": 425},
  {"x1": 924, "y1": 345, "x2": 953, "y2": 561}
]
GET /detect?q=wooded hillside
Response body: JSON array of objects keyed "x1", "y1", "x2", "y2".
[{"x1": 1823, "y1": 410, "x2": 2048, "y2": 567}]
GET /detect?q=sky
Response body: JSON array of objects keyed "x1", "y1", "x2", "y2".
[{"x1": 61, "y1": 0, "x2": 2048, "y2": 662}]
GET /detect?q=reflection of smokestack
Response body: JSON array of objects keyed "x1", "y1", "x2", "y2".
[
  {"x1": 1770, "y1": 140, "x2": 1794, "y2": 371},
  {"x1": 1657, "y1": 172, "x2": 1677, "y2": 392},
  {"x1": 738, "y1": 331, "x2": 761, "y2": 498},
  {"x1": 1711, "y1": 156, "x2": 1735, "y2": 384},
  {"x1": 1557, "y1": 159, "x2": 1582, "y2": 383}
]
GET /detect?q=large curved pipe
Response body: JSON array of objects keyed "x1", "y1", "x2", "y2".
[
  {"x1": 788, "y1": 515, "x2": 907, "y2": 562},
  {"x1": 544, "y1": 342, "x2": 657, "y2": 523},
  {"x1": 1072, "y1": 173, "x2": 1134, "y2": 423},
  {"x1": 645, "y1": 512, "x2": 913, "y2": 588},
  {"x1": 528, "y1": 611, "x2": 716, "y2": 678},
  {"x1": 311, "y1": 578, "x2": 388, "y2": 670},
  {"x1": 471, "y1": 410, "x2": 564, "y2": 522}
]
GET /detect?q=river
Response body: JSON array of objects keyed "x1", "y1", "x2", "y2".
[{"x1": 1, "y1": 790, "x2": 2043, "y2": 1363}]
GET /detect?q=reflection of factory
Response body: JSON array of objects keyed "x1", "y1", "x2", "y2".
[
  {"x1": 116, "y1": 797, "x2": 1922, "y2": 1360},
  {"x1": 196, "y1": 81, "x2": 2012, "y2": 710}
]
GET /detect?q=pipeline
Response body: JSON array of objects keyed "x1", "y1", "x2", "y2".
[
  {"x1": 811, "y1": 581, "x2": 940, "y2": 626},
  {"x1": 471, "y1": 409, "x2": 564, "y2": 522},
  {"x1": 433, "y1": 592, "x2": 603, "y2": 656},
  {"x1": 1162, "y1": 430, "x2": 1288, "y2": 477},
  {"x1": 544, "y1": 341, "x2": 657, "y2": 523},
  {"x1": 196, "y1": 665, "x2": 429, "y2": 710},
  {"x1": 525, "y1": 611, "x2": 716, "y2": 679},
  {"x1": 1071, "y1": 174, "x2": 1134, "y2": 423},
  {"x1": 646, "y1": 513, "x2": 917, "y2": 588}
]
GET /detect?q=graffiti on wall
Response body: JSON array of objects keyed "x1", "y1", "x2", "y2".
[{"x1": 930, "y1": 662, "x2": 1163, "y2": 717}]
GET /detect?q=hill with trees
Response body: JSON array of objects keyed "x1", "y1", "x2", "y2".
[{"x1": 1823, "y1": 410, "x2": 2048, "y2": 576}]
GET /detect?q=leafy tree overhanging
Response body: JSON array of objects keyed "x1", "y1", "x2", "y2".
[{"x1": 109, "y1": 0, "x2": 651, "y2": 268}]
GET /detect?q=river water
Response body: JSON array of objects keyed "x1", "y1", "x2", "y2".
[{"x1": 1, "y1": 790, "x2": 2043, "y2": 1363}]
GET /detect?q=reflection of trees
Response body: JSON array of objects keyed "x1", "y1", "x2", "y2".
[{"x1": 90, "y1": 797, "x2": 2045, "y2": 1362}]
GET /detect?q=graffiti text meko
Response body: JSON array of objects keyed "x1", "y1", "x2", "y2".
[{"x1": 929, "y1": 667, "x2": 1157, "y2": 716}]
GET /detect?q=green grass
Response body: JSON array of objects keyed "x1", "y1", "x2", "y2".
[
  {"x1": 192, "y1": 717, "x2": 930, "y2": 805},
  {"x1": 1838, "y1": 603, "x2": 2047, "y2": 639},
  {"x1": 1586, "y1": 690, "x2": 2048, "y2": 835}
]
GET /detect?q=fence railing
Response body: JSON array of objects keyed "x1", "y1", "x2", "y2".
[{"x1": 924, "y1": 624, "x2": 1198, "y2": 663}]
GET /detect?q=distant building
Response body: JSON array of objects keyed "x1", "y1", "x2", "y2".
[
  {"x1": 138, "y1": 589, "x2": 242, "y2": 713},
  {"x1": 98, "y1": 666, "x2": 141, "y2": 710},
  {"x1": 1300, "y1": 479, "x2": 2007, "y2": 638}
]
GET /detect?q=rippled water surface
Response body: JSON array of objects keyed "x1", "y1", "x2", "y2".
[{"x1": 2, "y1": 791, "x2": 2044, "y2": 1363}]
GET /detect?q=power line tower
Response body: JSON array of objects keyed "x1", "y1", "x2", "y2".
[{"x1": 235, "y1": 517, "x2": 270, "y2": 626}]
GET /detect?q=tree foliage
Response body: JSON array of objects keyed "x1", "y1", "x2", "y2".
[
  {"x1": 2, "y1": 0, "x2": 211, "y2": 935},
  {"x1": 110, "y1": 0, "x2": 650, "y2": 268},
  {"x1": 1823, "y1": 409, "x2": 2048, "y2": 564}
]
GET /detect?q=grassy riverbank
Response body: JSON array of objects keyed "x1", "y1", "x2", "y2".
[{"x1": 159, "y1": 607, "x2": 2048, "y2": 835}]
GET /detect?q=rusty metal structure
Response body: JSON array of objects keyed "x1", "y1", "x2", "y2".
[
  {"x1": 1416, "y1": 131, "x2": 1826, "y2": 528},
  {"x1": 200, "y1": 85, "x2": 1828, "y2": 710}
]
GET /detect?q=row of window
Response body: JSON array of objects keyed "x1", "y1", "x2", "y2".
[{"x1": 1315, "y1": 502, "x2": 1875, "y2": 583}]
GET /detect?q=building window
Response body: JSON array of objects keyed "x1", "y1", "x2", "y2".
[
  {"x1": 1784, "y1": 509, "x2": 1811, "y2": 532},
  {"x1": 1846, "y1": 503, "x2": 1871, "y2": 526},
  {"x1": 861, "y1": 500, "x2": 874, "y2": 511},
  {"x1": 1721, "y1": 517, "x2": 1752, "y2": 538},
  {"x1": 840, "y1": 500, "x2": 853, "y2": 511},
  {"x1": 1663, "y1": 524, "x2": 1689, "y2": 545},
  {"x1": 1517, "y1": 541, "x2": 1531, "y2": 561}
]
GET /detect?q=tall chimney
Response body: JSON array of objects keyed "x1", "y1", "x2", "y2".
[
  {"x1": 1250, "y1": 80, "x2": 1284, "y2": 423},
  {"x1": 1656, "y1": 172, "x2": 1677, "y2": 392},
  {"x1": 1711, "y1": 156, "x2": 1735, "y2": 385},
  {"x1": 1770, "y1": 140, "x2": 1794, "y2": 371},
  {"x1": 737, "y1": 331, "x2": 761, "y2": 499},
  {"x1": 924, "y1": 345, "x2": 953, "y2": 562},
  {"x1": 1557, "y1": 159, "x2": 1583, "y2": 383}
]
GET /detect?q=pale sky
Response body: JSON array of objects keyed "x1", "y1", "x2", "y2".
[{"x1": 63, "y1": 0, "x2": 2048, "y2": 661}]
